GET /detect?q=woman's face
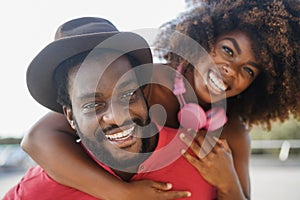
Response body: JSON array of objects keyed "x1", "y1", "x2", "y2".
[{"x1": 192, "y1": 31, "x2": 261, "y2": 104}]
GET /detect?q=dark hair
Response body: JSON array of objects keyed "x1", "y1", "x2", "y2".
[
  {"x1": 155, "y1": 0, "x2": 300, "y2": 129},
  {"x1": 53, "y1": 49, "x2": 140, "y2": 109}
]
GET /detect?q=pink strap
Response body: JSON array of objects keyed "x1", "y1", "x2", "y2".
[{"x1": 173, "y1": 64, "x2": 186, "y2": 107}]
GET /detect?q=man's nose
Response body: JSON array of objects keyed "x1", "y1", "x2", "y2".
[
  {"x1": 102, "y1": 107, "x2": 114, "y2": 123},
  {"x1": 101, "y1": 102, "x2": 127, "y2": 126}
]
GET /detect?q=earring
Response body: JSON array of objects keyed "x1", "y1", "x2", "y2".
[{"x1": 76, "y1": 138, "x2": 81, "y2": 143}]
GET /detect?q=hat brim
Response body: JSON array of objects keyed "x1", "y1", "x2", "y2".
[{"x1": 26, "y1": 32, "x2": 153, "y2": 113}]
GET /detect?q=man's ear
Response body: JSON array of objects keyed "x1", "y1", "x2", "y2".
[{"x1": 63, "y1": 106, "x2": 76, "y2": 130}]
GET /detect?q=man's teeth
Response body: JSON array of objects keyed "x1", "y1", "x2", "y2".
[
  {"x1": 209, "y1": 71, "x2": 226, "y2": 91},
  {"x1": 106, "y1": 127, "x2": 135, "y2": 141}
]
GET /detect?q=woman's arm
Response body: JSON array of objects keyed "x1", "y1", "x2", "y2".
[
  {"x1": 21, "y1": 111, "x2": 190, "y2": 200},
  {"x1": 180, "y1": 116, "x2": 250, "y2": 200},
  {"x1": 221, "y1": 117, "x2": 251, "y2": 199}
]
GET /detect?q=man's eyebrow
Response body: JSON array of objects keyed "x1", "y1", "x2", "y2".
[
  {"x1": 78, "y1": 92, "x2": 103, "y2": 100},
  {"x1": 77, "y1": 79, "x2": 138, "y2": 99},
  {"x1": 116, "y1": 78, "x2": 138, "y2": 89},
  {"x1": 223, "y1": 37, "x2": 241, "y2": 55}
]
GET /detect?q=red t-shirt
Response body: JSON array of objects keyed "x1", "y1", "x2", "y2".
[{"x1": 4, "y1": 126, "x2": 216, "y2": 200}]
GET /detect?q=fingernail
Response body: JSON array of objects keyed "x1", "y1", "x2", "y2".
[
  {"x1": 180, "y1": 133, "x2": 185, "y2": 139},
  {"x1": 213, "y1": 136, "x2": 221, "y2": 143},
  {"x1": 213, "y1": 136, "x2": 218, "y2": 140},
  {"x1": 181, "y1": 149, "x2": 186, "y2": 155},
  {"x1": 187, "y1": 191, "x2": 192, "y2": 197},
  {"x1": 166, "y1": 183, "x2": 172, "y2": 189}
]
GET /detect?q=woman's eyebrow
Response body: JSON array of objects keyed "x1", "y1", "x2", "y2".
[
  {"x1": 223, "y1": 37, "x2": 241, "y2": 54},
  {"x1": 247, "y1": 61, "x2": 261, "y2": 70}
]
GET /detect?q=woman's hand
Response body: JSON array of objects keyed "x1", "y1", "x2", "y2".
[
  {"x1": 179, "y1": 130, "x2": 246, "y2": 199},
  {"x1": 121, "y1": 180, "x2": 191, "y2": 200}
]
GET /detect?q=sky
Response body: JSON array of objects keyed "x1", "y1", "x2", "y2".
[{"x1": 0, "y1": 0, "x2": 186, "y2": 138}]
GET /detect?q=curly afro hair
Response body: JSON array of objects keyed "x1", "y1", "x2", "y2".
[{"x1": 154, "y1": 0, "x2": 300, "y2": 129}]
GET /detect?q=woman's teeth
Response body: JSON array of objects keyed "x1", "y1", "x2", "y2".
[
  {"x1": 208, "y1": 71, "x2": 226, "y2": 92},
  {"x1": 105, "y1": 127, "x2": 135, "y2": 141}
]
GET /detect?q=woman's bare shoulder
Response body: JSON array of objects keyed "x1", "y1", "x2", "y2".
[{"x1": 221, "y1": 116, "x2": 250, "y2": 146}]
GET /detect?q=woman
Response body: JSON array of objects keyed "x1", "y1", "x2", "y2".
[{"x1": 21, "y1": 0, "x2": 300, "y2": 199}]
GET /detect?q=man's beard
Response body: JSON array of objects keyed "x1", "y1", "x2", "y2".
[{"x1": 75, "y1": 118, "x2": 157, "y2": 172}]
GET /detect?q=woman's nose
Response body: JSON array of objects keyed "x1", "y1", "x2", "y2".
[{"x1": 222, "y1": 64, "x2": 236, "y2": 77}]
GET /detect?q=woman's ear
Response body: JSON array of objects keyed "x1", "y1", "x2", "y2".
[
  {"x1": 143, "y1": 84, "x2": 152, "y2": 103},
  {"x1": 210, "y1": 47, "x2": 216, "y2": 57},
  {"x1": 183, "y1": 63, "x2": 194, "y2": 76},
  {"x1": 63, "y1": 106, "x2": 76, "y2": 130}
]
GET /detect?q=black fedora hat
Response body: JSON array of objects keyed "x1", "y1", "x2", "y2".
[{"x1": 26, "y1": 17, "x2": 153, "y2": 113}]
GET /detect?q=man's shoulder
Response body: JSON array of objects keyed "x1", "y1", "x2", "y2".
[
  {"x1": 4, "y1": 166, "x2": 98, "y2": 200},
  {"x1": 3, "y1": 166, "x2": 53, "y2": 199}
]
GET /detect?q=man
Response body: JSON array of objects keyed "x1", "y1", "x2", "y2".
[{"x1": 4, "y1": 17, "x2": 215, "y2": 199}]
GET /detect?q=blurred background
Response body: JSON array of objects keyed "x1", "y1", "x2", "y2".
[{"x1": 1, "y1": 0, "x2": 299, "y2": 199}]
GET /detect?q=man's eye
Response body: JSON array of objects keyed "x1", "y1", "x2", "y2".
[
  {"x1": 82, "y1": 102, "x2": 105, "y2": 112},
  {"x1": 120, "y1": 90, "x2": 137, "y2": 102},
  {"x1": 222, "y1": 46, "x2": 234, "y2": 57},
  {"x1": 243, "y1": 67, "x2": 255, "y2": 77}
]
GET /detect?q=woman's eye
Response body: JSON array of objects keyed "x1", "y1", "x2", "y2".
[
  {"x1": 82, "y1": 102, "x2": 105, "y2": 112},
  {"x1": 243, "y1": 67, "x2": 255, "y2": 77},
  {"x1": 120, "y1": 90, "x2": 137, "y2": 102},
  {"x1": 222, "y1": 46, "x2": 234, "y2": 57}
]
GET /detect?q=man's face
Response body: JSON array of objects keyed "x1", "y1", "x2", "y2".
[{"x1": 64, "y1": 52, "x2": 149, "y2": 170}]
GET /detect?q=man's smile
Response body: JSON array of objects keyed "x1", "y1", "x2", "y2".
[{"x1": 105, "y1": 126, "x2": 137, "y2": 148}]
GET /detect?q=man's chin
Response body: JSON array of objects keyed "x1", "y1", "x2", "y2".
[
  {"x1": 102, "y1": 153, "x2": 145, "y2": 172},
  {"x1": 93, "y1": 139, "x2": 145, "y2": 170}
]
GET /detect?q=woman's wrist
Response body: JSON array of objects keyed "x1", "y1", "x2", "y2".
[{"x1": 216, "y1": 172, "x2": 246, "y2": 200}]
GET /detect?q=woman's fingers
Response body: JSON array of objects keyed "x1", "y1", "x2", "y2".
[
  {"x1": 181, "y1": 148, "x2": 203, "y2": 172},
  {"x1": 213, "y1": 136, "x2": 231, "y2": 153},
  {"x1": 150, "y1": 181, "x2": 173, "y2": 191},
  {"x1": 180, "y1": 130, "x2": 220, "y2": 158},
  {"x1": 128, "y1": 180, "x2": 192, "y2": 200},
  {"x1": 179, "y1": 133, "x2": 206, "y2": 158}
]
